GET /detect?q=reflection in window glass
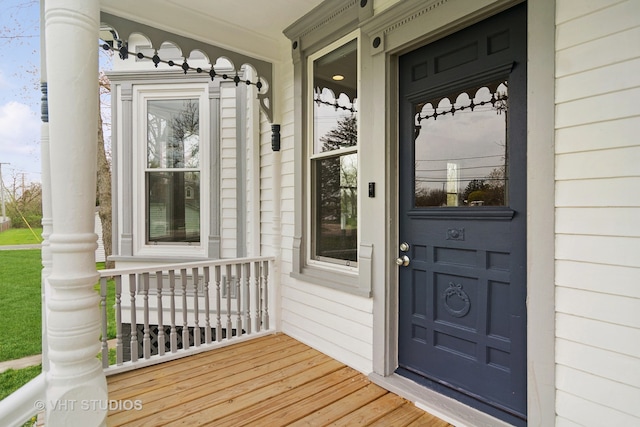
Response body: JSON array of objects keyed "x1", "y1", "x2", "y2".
[
  {"x1": 146, "y1": 99, "x2": 200, "y2": 243},
  {"x1": 147, "y1": 172, "x2": 200, "y2": 242},
  {"x1": 414, "y1": 80, "x2": 508, "y2": 207},
  {"x1": 311, "y1": 38, "x2": 358, "y2": 265},
  {"x1": 315, "y1": 153, "x2": 358, "y2": 263},
  {"x1": 147, "y1": 99, "x2": 199, "y2": 168}
]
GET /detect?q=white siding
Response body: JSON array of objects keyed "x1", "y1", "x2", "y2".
[
  {"x1": 263, "y1": 61, "x2": 374, "y2": 374},
  {"x1": 220, "y1": 84, "x2": 238, "y2": 258},
  {"x1": 555, "y1": 1, "x2": 640, "y2": 425}
]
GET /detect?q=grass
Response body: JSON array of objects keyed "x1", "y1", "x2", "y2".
[
  {"x1": 0, "y1": 253, "x2": 116, "y2": 362},
  {"x1": 0, "y1": 365, "x2": 42, "y2": 401},
  {"x1": 0, "y1": 252, "x2": 116, "y2": 404},
  {"x1": 0, "y1": 228, "x2": 43, "y2": 245},
  {"x1": 0, "y1": 250, "x2": 43, "y2": 361},
  {"x1": 0, "y1": 233, "x2": 116, "y2": 408}
]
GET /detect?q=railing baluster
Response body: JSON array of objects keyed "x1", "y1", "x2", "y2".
[
  {"x1": 225, "y1": 264, "x2": 232, "y2": 337},
  {"x1": 215, "y1": 265, "x2": 222, "y2": 342},
  {"x1": 115, "y1": 275, "x2": 123, "y2": 365},
  {"x1": 181, "y1": 268, "x2": 189, "y2": 350},
  {"x1": 254, "y1": 262, "x2": 260, "y2": 332},
  {"x1": 203, "y1": 267, "x2": 211, "y2": 344},
  {"x1": 129, "y1": 273, "x2": 138, "y2": 363},
  {"x1": 169, "y1": 269, "x2": 177, "y2": 353},
  {"x1": 99, "y1": 256, "x2": 274, "y2": 371},
  {"x1": 235, "y1": 263, "x2": 242, "y2": 336},
  {"x1": 156, "y1": 271, "x2": 165, "y2": 357},
  {"x1": 262, "y1": 260, "x2": 270, "y2": 330},
  {"x1": 142, "y1": 273, "x2": 151, "y2": 360},
  {"x1": 243, "y1": 263, "x2": 251, "y2": 335},
  {"x1": 100, "y1": 277, "x2": 108, "y2": 368},
  {"x1": 192, "y1": 267, "x2": 201, "y2": 347}
]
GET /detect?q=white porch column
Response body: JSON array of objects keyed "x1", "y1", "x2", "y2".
[
  {"x1": 40, "y1": 0, "x2": 51, "y2": 375},
  {"x1": 44, "y1": 1, "x2": 107, "y2": 426}
]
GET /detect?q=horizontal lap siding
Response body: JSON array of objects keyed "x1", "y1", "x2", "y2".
[
  {"x1": 266, "y1": 61, "x2": 374, "y2": 374},
  {"x1": 555, "y1": 1, "x2": 640, "y2": 425},
  {"x1": 220, "y1": 85, "x2": 238, "y2": 258}
]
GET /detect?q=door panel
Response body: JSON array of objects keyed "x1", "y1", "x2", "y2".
[{"x1": 397, "y1": 4, "x2": 527, "y2": 425}]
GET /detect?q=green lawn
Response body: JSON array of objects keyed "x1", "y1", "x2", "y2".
[
  {"x1": 0, "y1": 365, "x2": 42, "y2": 401},
  {"x1": 0, "y1": 228, "x2": 43, "y2": 245},
  {"x1": 0, "y1": 251, "x2": 116, "y2": 404},
  {"x1": 0, "y1": 250, "x2": 43, "y2": 361}
]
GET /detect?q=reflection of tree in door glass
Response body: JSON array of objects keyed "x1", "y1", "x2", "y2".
[{"x1": 413, "y1": 80, "x2": 508, "y2": 208}]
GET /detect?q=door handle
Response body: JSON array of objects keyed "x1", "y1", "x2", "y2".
[{"x1": 396, "y1": 255, "x2": 410, "y2": 267}]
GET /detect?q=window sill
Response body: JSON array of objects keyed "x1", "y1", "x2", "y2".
[{"x1": 291, "y1": 243, "x2": 373, "y2": 297}]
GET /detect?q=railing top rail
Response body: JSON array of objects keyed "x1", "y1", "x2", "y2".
[{"x1": 98, "y1": 256, "x2": 274, "y2": 278}]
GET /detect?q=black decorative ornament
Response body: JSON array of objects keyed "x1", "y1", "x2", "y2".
[
  {"x1": 99, "y1": 40, "x2": 264, "y2": 92},
  {"x1": 442, "y1": 282, "x2": 471, "y2": 318},
  {"x1": 118, "y1": 42, "x2": 128, "y2": 60},
  {"x1": 314, "y1": 95, "x2": 357, "y2": 113}
]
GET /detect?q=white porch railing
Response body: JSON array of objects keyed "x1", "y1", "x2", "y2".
[{"x1": 98, "y1": 256, "x2": 274, "y2": 374}]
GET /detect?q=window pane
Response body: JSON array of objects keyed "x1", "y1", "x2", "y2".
[
  {"x1": 314, "y1": 153, "x2": 357, "y2": 264},
  {"x1": 147, "y1": 171, "x2": 200, "y2": 243},
  {"x1": 147, "y1": 99, "x2": 199, "y2": 169},
  {"x1": 313, "y1": 39, "x2": 357, "y2": 154},
  {"x1": 414, "y1": 80, "x2": 508, "y2": 207}
]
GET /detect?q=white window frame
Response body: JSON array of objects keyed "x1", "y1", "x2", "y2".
[
  {"x1": 306, "y1": 30, "x2": 361, "y2": 274},
  {"x1": 132, "y1": 83, "x2": 210, "y2": 258}
]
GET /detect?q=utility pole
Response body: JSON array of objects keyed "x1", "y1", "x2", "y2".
[{"x1": 0, "y1": 162, "x2": 9, "y2": 221}]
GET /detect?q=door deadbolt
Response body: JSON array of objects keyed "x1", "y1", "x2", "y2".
[{"x1": 399, "y1": 242, "x2": 410, "y2": 252}]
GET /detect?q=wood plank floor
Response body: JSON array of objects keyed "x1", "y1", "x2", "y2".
[{"x1": 107, "y1": 333, "x2": 452, "y2": 426}]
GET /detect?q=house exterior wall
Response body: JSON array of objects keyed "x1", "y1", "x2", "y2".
[
  {"x1": 220, "y1": 83, "x2": 240, "y2": 258},
  {"x1": 275, "y1": 16, "x2": 377, "y2": 373},
  {"x1": 554, "y1": 0, "x2": 640, "y2": 425}
]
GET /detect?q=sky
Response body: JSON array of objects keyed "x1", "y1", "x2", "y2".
[{"x1": 0, "y1": 0, "x2": 41, "y2": 188}]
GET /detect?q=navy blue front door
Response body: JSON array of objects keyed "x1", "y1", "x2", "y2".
[{"x1": 397, "y1": 4, "x2": 527, "y2": 425}]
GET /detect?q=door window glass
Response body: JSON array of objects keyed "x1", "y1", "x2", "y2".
[{"x1": 414, "y1": 79, "x2": 508, "y2": 207}]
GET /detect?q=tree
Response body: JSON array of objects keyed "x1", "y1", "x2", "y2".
[
  {"x1": 4, "y1": 179, "x2": 42, "y2": 229},
  {"x1": 98, "y1": 72, "x2": 114, "y2": 268}
]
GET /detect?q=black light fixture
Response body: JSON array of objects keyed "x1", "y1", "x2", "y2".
[{"x1": 271, "y1": 124, "x2": 281, "y2": 151}]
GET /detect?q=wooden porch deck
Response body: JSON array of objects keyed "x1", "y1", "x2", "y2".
[{"x1": 107, "y1": 333, "x2": 451, "y2": 426}]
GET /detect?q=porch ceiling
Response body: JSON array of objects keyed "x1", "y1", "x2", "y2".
[{"x1": 100, "y1": 0, "x2": 324, "y2": 62}]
